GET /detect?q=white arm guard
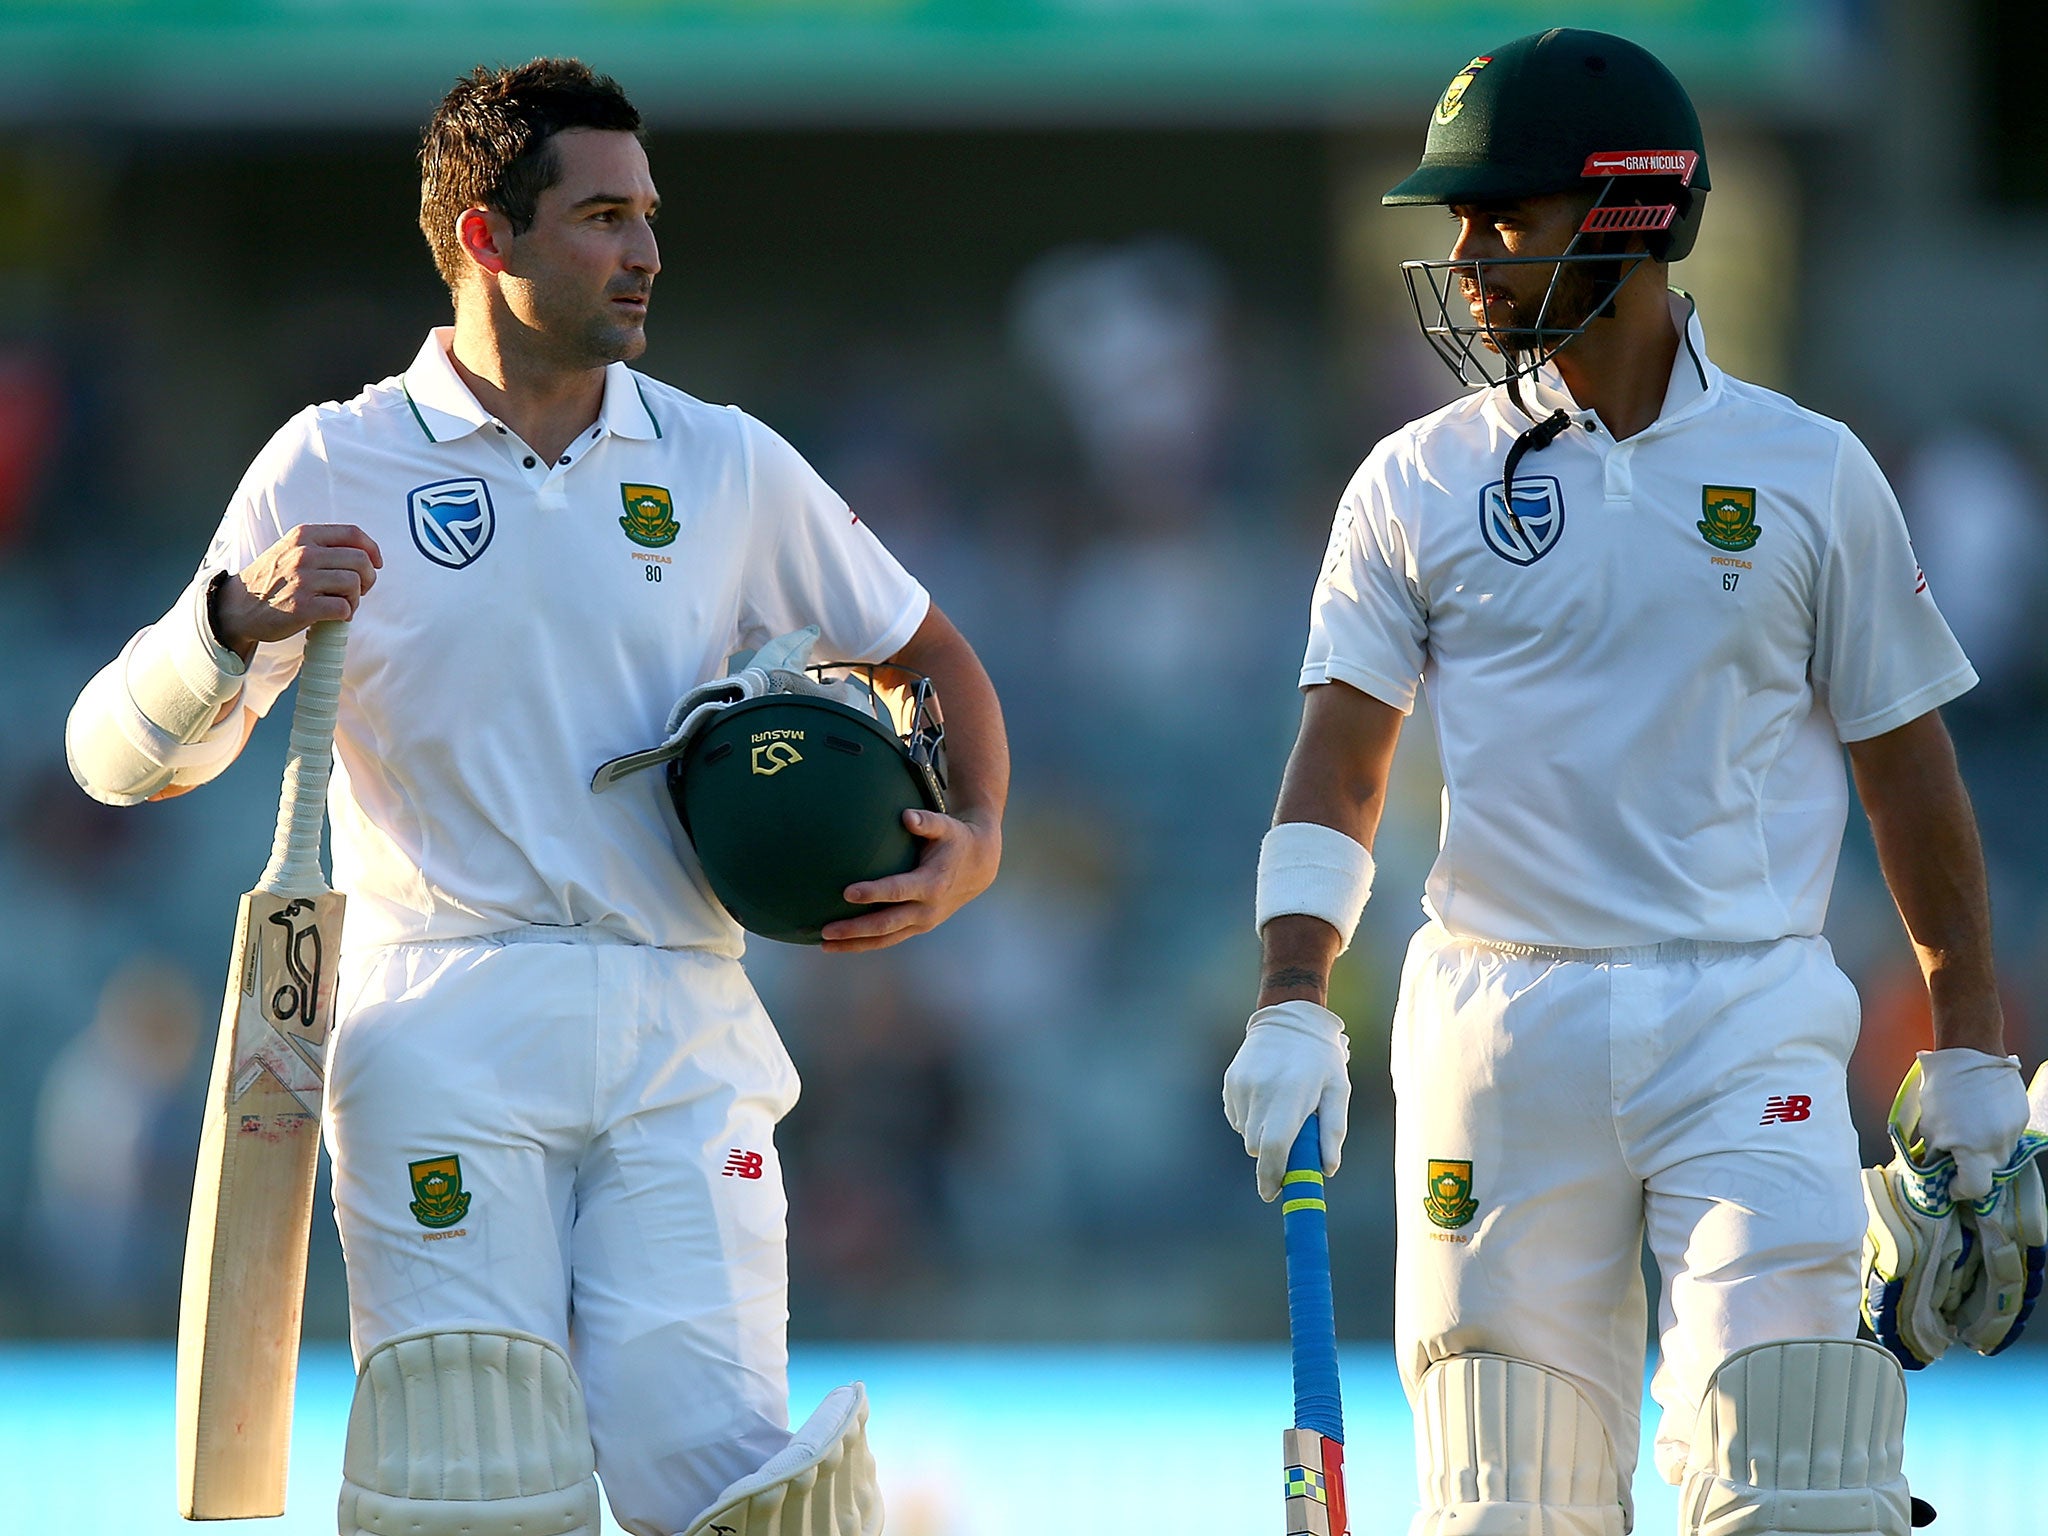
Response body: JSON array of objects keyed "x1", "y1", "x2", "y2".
[
  {"x1": 66, "y1": 572, "x2": 250, "y2": 806},
  {"x1": 1255, "y1": 822, "x2": 1375, "y2": 953}
]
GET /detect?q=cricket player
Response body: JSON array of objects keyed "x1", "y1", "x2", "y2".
[
  {"x1": 67, "y1": 59, "x2": 1007, "y2": 1536},
  {"x1": 1223, "y1": 29, "x2": 2028, "y2": 1536}
]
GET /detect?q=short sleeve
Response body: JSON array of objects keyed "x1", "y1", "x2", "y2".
[
  {"x1": 1813, "y1": 428, "x2": 1977, "y2": 741},
  {"x1": 1300, "y1": 442, "x2": 1429, "y2": 711},
  {"x1": 193, "y1": 411, "x2": 328, "y2": 720},
  {"x1": 736, "y1": 413, "x2": 930, "y2": 663}
]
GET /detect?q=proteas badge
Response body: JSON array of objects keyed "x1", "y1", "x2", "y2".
[
  {"x1": 1698, "y1": 485, "x2": 1761, "y2": 552},
  {"x1": 1424, "y1": 1158, "x2": 1479, "y2": 1230},
  {"x1": 619, "y1": 483, "x2": 680, "y2": 548},
  {"x1": 408, "y1": 1155, "x2": 472, "y2": 1230}
]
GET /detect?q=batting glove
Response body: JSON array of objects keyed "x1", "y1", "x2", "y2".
[
  {"x1": 1913, "y1": 1048, "x2": 2031, "y2": 1202},
  {"x1": 1949, "y1": 1062, "x2": 2048, "y2": 1356},
  {"x1": 1223, "y1": 1000, "x2": 1350, "y2": 1202},
  {"x1": 1861, "y1": 1157, "x2": 1971, "y2": 1370}
]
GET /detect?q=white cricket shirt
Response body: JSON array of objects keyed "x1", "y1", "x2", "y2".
[
  {"x1": 203, "y1": 329, "x2": 930, "y2": 955},
  {"x1": 1305, "y1": 294, "x2": 1975, "y2": 947}
]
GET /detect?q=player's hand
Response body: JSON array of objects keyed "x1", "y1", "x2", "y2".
[
  {"x1": 1915, "y1": 1048, "x2": 2030, "y2": 1201},
  {"x1": 213, "y1": 524, "x2": 383, "y2": 659},
  {"x1": 1224, "y1": 1001, "x2": 1351, "y2": 1201},
  {"x1": 820, "y1": 806, "x2": 1000, "y2": 953}
]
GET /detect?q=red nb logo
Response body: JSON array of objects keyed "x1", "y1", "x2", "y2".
[
  {"x1": 722, "y1": 1149, "x2": 764, "y2": 1180},
  {"x1": 1760, "y1": 1095, "x2": 1813, "y2": 1125}
]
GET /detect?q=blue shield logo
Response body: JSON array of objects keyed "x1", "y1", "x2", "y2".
[
  {"x1": 1478, "y1": 476, "x2": 1565, "y2": 566},
  {"x1": 408, "y1": 478, "x2": 496, "y2": 569}
]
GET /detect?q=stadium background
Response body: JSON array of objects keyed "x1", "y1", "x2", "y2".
[{"x1": 1, "y1": 1, "x2": 2045, "y2": 1530}]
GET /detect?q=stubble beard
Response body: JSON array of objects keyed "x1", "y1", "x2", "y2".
[{"x1": 1465, "y1": 258, "x2": 1605, "y2": 359}]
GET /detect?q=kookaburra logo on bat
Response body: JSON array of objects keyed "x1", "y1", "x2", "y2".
[{"x1": 266, "y1": 899, "x2": 326, "y2": 1036}]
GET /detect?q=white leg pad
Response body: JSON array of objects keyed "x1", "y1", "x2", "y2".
[
  {"x1": 1412, "y1": 1355, "x2": 1626, "y2": 1536},
  {"x1": 1679, "y1": 1338, "x2": 1910, "y2": 1536},
  {"x1": 679, "y1": 1383, "x2": 883, "y2": 1536},
  {"x1": 338, "y1": 1327, "x2": 601, "y2": 1536}
]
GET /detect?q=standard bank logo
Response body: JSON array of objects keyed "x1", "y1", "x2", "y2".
[
  {"x1": 408, "y1": 477, "x2": 496, "y2": 569},
  {"x1": 1478, "y1": 476, "x2": 1565, "y2": 566}
]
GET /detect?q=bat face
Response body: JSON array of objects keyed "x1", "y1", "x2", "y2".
[
  {"x1": 176, "y1": 886, "x2": 344, "y2": 1518},
  {"x1": 234, "y1": 890, "x2": 343, "y2": 1112}
]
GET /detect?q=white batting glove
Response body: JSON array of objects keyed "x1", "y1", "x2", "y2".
[
  {"x1": 1223, "y1": 1001, "x2": 1350, "y2": 1202},
  {"x1": 1861, "y1": 1159, "x2": 1971, "y2": 1369},
  {"x1": 1914, "y1": 1049, "x2": 2031, "y2": 1202}
]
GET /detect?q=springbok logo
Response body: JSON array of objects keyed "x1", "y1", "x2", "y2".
[{"x1": 751, "y1": 740, "x2": 803, "y2": 776}]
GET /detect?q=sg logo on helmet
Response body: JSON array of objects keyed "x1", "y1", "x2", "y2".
[
  {"x1": 751, "y1": 740, "x2": 803, "y2": 776},
  {"x1": 1434, "y1": 55, "x2": 1492, "y2": 125}
]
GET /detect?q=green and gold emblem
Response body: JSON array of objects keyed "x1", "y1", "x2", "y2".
[
  {"x1": 1424, "y1": 1158, "x2": 1479, "y2": 1230},
  {"x1": 1698, "y1": 485, "x2": 1761, "y2": 552},
  {"x1": 619, "y1": 483, "x2": 680, "y2": 549},
  {"x1": 408, "y1": 1154, "x2": 472, "y2": 1229},
  {"x1": 1434, "y1": 55, "x2": 1492, "y2": 125}
]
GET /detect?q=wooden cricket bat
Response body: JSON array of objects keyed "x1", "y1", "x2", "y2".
[
  {"x1": 176, "y1": 620, "x2": 348, "y2": 1520},
  {"x1": 1280, "y1": 1114, "x2": 1348, "y2": 1536}
]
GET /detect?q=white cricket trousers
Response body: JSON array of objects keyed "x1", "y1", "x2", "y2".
[
  {"x1": 1390, "y1": 921, "x2": 1866, "y2": 1497},
  {"x1": 326, "y1": 929, "x2": 802, "y2": 1536}
]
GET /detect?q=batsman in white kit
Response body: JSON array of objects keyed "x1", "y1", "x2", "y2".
[
  {"x1": 67, "y1": 59, "x2": 1007, "y2": 1536},
  {"x1": 1224, "y1": 29, "x2": 2045, "y2": 1536}
]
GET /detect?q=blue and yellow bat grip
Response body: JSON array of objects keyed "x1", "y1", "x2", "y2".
[{"x1": 1281, "y1": 1113, "x2": 1347, "y2": 1536}]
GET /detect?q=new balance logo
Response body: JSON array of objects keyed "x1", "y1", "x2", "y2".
[
  {"x1": 722, "y1": 1149, "x2": 765, "y2": 1180},
  {"x1": 1760, "y1": 1095, "x2": 1813, "y2": 1125}
]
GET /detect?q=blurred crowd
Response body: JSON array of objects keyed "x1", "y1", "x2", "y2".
[{"x1": 1, "y1": 123, "x2": 2044, "y2": 1346}]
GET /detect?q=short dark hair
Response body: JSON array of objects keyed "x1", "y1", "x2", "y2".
[{"x1": 417, "y1": 58, "x2": 642, "y2": 293}]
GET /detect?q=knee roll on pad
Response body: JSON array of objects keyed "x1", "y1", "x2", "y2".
[
  {"x1": 1679, "y1": 1338, "x2": 1911, "y2": 1536},
  {"x1": 680, "y1": 1383, "x2": 883, "y2": 1536},
  {"x1": 337, "y1": 1327, "x2": 601, "y2": 1536},
  {"x1": 1413, "y1": 1354, "x2": 1626, "y2": 1536}
]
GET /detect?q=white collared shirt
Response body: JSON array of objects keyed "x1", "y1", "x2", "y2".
[
  {"x1": 1304, "y1": 294, "x2": 1975, "y2": 948},
  {"x1": 201, "y1": 329, "x2": 929, "y2": 954}
]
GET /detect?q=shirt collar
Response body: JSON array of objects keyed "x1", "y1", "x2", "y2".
[
  {"x1": 400, "y1": 327, "x2": 662, "y2": 445},
  {"x1": 1510, "y1": 288, "x2": 1720, "y2": 433}
]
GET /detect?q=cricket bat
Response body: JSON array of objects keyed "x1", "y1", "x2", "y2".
[
  {"x1": 176, "y1": 620, "x2": 348, "y2": 1519},
  {"x1": 1280, "y1": 1114, "x2": 1348, "y2": 1536}
]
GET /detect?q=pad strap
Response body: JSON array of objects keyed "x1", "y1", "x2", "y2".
[{"x1": 1256, "y1": 822, "x2": 1375, "y2": 953}]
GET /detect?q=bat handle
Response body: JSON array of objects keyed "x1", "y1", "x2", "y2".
[
  {"x1": 258, "y1": 621, "x2": 347, "y2": 897},
  {"x1": 1283, "y1": 1113, "x2": 1343, "y2": 1444}
]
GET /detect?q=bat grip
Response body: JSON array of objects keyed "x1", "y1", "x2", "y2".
[
  {"x1": 1284, "y1": 1112, "x2": 1344, "y2": 1443},
  {"x1": 258, "y1": 621, "x2": 347, "y2": 897}
]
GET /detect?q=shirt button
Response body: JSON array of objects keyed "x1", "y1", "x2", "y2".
[
  {"x1": 523, "y1": 455, "x2": 536, "y2": 468},
  {"x1": 559, "y1": 456, "x2": 571, "y2": 465},
  {"x1": 495, "y1": 424, "x2": 506, "y2": 435}
]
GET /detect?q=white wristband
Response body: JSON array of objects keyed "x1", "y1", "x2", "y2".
[{"x1": 1255, "y1": 822, "x2": 1375, "y2": 953}]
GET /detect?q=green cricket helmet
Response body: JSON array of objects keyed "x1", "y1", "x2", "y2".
[
  {"x1": 1386, "y1": 29, "x2": 1710, "y2": 387},
  {"x1": 666, "y1": 664, "x2": 946, "y2": 945}
]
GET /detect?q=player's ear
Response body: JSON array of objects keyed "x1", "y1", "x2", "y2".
[{"x1": 456, "y1": 207, "x2": 514, "y2": 276}]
